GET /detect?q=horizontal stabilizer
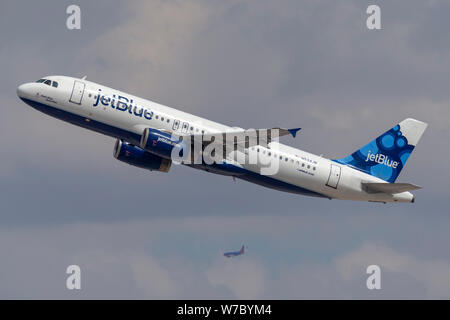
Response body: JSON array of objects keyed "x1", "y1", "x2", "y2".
[{"x1": 362, "y1": 182, "x2": 421, "y2": 194}]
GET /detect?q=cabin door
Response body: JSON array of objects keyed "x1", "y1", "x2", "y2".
[
  {"x1": 69, "y1": 81, "x2": 85, "y2": 105},
  {"x1": 326, "y1": 164, "x2": 341, "y2": 189}
]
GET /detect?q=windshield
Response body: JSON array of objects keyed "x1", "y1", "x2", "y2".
[{"x1": 35, "y1": 78, "x2": 58, "y2": 88}]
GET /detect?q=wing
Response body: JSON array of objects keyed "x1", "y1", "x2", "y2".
[
  {"x1": 362, "y1": 182, "x2": 421, "y2": 194},
  {"x1": 180, "y1": 127, "x2": 301, "y2": 149}
]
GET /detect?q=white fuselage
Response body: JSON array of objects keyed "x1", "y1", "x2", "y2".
[{"x1": 17, "y1": 75, "x2": 414, "y2": 203}]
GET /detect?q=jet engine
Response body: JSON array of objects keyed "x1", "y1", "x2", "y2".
[
  {"x1": 114, "y1": 139, "x2": 171, "y2": 172},
  {"x1": 139, "y1": 128, "x2": 187, "y2": 159}
]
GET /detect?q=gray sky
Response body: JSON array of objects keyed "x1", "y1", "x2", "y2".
[{"x1": 1, "y1": 0, "x2": 450, "y2": 298}]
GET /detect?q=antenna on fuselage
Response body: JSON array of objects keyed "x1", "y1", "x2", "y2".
[{"x1": 81, "y1": 75, "x2": 87, "y2": 80}]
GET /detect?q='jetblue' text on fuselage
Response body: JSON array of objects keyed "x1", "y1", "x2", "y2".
[{"x1": 93, "y1": 89, "x2": 154, "y2": 120}]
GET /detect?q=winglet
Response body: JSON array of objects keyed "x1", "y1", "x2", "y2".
[{"x1": 288, "y1": 128, "x2": 301, "y2": 138}]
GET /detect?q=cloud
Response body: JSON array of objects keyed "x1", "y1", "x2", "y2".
[
  {"x1": 0, "y1": 216, "x2": 449, "y2": 299},
  {"x1": 206, "y1": 258, "x2": 266, "y2": 299},
  {"x1": 129, "y1": 253, "x2": 178, "y2": 298},
  {"x1": 79, "y1": 0, "x2": 218, "y2": 99},
  {"x1": 336, "y1": 243, "x2": 450, "y2": 298}
]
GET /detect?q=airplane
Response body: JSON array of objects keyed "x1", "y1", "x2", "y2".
[
  {"x1": 224, "y1": 245, "x2": 245, "y2": 258},
  {"x1": 17, "y1": 75, "x2": 428, "y2": 203}
]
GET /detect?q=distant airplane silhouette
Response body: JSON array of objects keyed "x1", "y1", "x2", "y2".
[{"x1": 224, "y1": 245, "x2": 245, "y2": 258}]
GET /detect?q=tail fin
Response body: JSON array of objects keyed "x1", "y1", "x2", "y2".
[
  {"x1": 334, "y1": 118, "x2": 427, "y2": 182},
  {"x1": 240, "y1": 245, "x2": 245, "y2": 254}
]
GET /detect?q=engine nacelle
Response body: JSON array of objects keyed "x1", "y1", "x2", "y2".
[
  {"x1": 114, "y1": 140, "x2": 171, "y2": 172},
  {"x1": 139, "y1": 128, "x2": 186, "y2": 159}
]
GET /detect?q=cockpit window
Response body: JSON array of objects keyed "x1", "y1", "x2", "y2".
[{"x1": 36, "y1": 78, "x2": 58, "y2": 87}]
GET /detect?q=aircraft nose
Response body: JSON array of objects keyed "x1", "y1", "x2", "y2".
[{"x1": 17, "y1": 83, "x2": 32, "y2": 99}]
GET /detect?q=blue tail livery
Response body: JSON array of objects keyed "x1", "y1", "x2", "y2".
[{"x1": 334, "y1": 118, "x2": 427, "y2": 183}]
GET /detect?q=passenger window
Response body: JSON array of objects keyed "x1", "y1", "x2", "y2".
[
  {"x1": 155, "y1": 115, "x2": 159, "y2": 119},
  {"x1": 161, "y1": 117, "x2": 164, "y2": 121},
  {"x1": 52, "y1": 81, "x2": 58, "y2": 88},
  {"x1": 44, "y1": 80, "x2": 51, "y2": 86}
]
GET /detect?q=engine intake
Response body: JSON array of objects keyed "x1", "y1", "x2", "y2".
[{"x1": 114, "y1": 140, "x2": 171, "y2": 172}]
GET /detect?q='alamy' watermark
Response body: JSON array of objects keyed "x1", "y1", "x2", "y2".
[
  {"x1": 366, "y1": 265, "x2": 381, "y2": 290},
  {"x1": 366, "y1": 5, "x2": 381, "y2": 30},
  {"x1": 66, "y1": 265, "x2": 81, "y2": 290},
  {"x1": 66, "y1": 5, "x2": 81, "y2": 30}
]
